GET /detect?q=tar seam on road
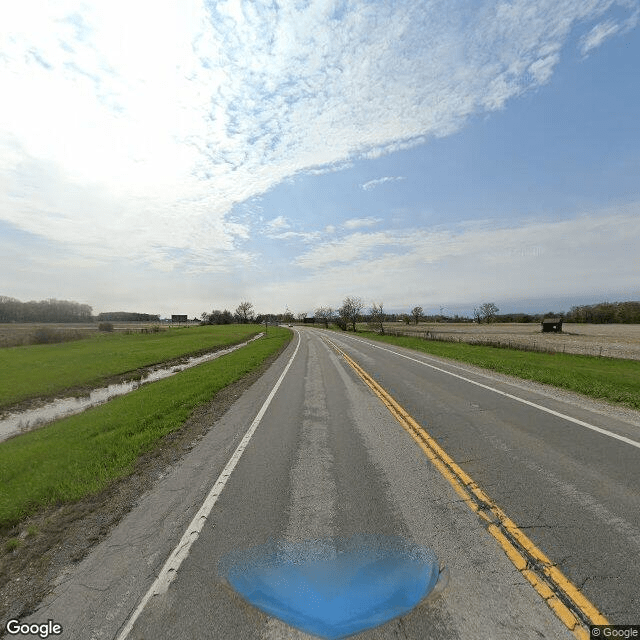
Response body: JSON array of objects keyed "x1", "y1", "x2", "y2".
[
  {"x1": 323, "y1": 335, "x2": 609, "y2": 640},
  {"x1": 114, "y1": 331, "x2": 302, "y2": 640},
  {"x1": 335, "y1": 332, "x2": 640, "y2": 450}
]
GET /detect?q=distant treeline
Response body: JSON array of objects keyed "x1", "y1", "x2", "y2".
[
  {"x1": 0, "y1": 297, "x2": 162, "y2": 323},
  {"x1": 97, "y1": 312, "x2": 161, "y2": 322},
  {"x1": 564, "y1": 301, "x2": 640, "y2": 324},
  {"x1": 473, "y1": 301, "x2": 640, "y2": 324},
  {"x1": 0, "y1": 296, "x2": 92, "y2": 323}
]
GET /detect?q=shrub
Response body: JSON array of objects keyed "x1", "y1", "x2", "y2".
[
  {"x1": 98, "y1": 322, "x2": 114, "y2": 332},
  {"x1": 32, "y1": 327, "x2": 59, "y2": 344}
]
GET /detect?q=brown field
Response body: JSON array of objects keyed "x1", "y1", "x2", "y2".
[
  {"x1": 376, "y1": 322, "x2": 640, "y2": 360},
  {"x1": 0, "y1": 322, "x2": 194, "y2": 348}
]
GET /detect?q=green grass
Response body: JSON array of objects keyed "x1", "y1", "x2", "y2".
[
  {"x1": 338, "y1": 329, "x2": 640, "y2": 410},
  {"x1": 0, "y1": 328, "x2": 291, "y2": 531},
  {"x1": 4, "y1": 538, "x2": 21, "y2": 552},
  {"x1": 0, "y1": 324, "x2": 264, "y2": 408}
]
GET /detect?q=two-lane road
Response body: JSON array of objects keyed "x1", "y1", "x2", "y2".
[{"x1": 20, "y1": 327, "x2": 639, "y2": 639}]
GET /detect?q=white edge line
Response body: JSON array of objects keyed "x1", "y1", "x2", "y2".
[
  {"x1": 115, "y1": 330, "x2": 301, "y2": 640},
  {"x1": 328, "y1": 331, "x2": 640, "y2": 450}
]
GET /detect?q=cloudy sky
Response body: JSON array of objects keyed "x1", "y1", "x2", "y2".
[{"x1": 1, "y1": 0, "x2": 639, "y2": 318}]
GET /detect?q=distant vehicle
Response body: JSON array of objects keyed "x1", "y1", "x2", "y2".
[{"x1": 288, "y1": 324, "x2": 292, "y2": 327}]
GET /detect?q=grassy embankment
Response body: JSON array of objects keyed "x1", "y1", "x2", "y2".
[
  {"x1": 0, "y1": 324, "x2": 265, "y2": 409},
  {"x1": 331, "y1": 328, "x2": 640, "y2": 410},
  {"x1": 0, "y1": 327, "x2": 291, "y2": 531}
]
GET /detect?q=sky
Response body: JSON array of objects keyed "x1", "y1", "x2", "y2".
[{"x1": 1, "y1": 0, "x2": 639, "y2": 319}]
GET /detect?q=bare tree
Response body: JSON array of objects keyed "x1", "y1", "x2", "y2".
[
  {"x1": 368, "y1": 302, "x2": 385, "y2": 335},
  {"x1": 479, "y1": 302, "x2": 499, "y2": 323},
  {"x1": 296, "y1": 312, "x2": 307, "y2": 322},
  {"x1": 339, "y1": 296, "x2": 364, "y2": 331},
  {"x1": 411, "y1": 306, "x2": 423, "y2": 325},
  {"x1": 314, "y1": 306, "x2": 334, "y2": 328},
  {"x1": 235, "y1": 301, "x2": 255, "y2": 324}
]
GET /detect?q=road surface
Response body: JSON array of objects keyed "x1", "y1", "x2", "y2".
[{"x1": 16, "y1": 327, "x2": 640, "y2": 639}]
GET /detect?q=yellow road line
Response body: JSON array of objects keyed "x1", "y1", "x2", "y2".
[{"x1": 323, "y1": 336, "x2": 609, "y2": 639}]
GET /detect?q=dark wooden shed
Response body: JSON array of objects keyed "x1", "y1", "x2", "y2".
[{"x1": 541, "y1": 318, "x2": 563, "y2": 333}]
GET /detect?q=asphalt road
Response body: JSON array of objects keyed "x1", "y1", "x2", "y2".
[{"x1": 18, "y1": 327, "x2": 640, "y2": 639}]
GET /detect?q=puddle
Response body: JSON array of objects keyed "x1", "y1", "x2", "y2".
[
  {"x1": 0, "y1": 333, "x2": 264, "y2": 442},
  {"x1": 220, "y1": 535, "x2": 445, "y2": 639}
]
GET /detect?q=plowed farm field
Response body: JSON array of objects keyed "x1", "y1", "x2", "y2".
[{"x1": 381, "y1": 323, "x2": 640, "y2": 360}]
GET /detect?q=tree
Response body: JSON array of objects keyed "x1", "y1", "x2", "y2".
[
  {"x1": 314, "y1": 306, "x2": 334, "y2": 328},
  {"x1": 282, "y1": 306, "x2": 294, "y2": 324},
  {"x1": 296, "y1": 312, "x2": 307, "y2": 322},
  {"x1": 208, "y1": 309, "x2": 233, "y2": 324},
  {"x1": 411, "y1": 306, "x2": 423, "y2": 325},
  {"x1": 339, "y1": 296, "x2": 364, "y2": 331},
  {"x1": 235, "y1": 301, "x2": 255, "y2": 324},
  {"x1": 479, "y1": 302, "x2": 499, "y2": 323},
  {"x1": 368, "y1": 302, "x2": 385, "y2": 335}
]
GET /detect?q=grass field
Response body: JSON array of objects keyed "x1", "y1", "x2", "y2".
[
  {"x1": 0, "y1": 327, "x2": 291, "y2": 531},
  {"x1": 0, "y1": 324, "x2": 265, "y2": 409},
  {"x1": 335, "y1": 328, "x2": 640, "y2": 410}
]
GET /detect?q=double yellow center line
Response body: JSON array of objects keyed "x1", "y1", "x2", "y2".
[{"x1": 324, "y1": 336, "x2": 609, "y2": 640}]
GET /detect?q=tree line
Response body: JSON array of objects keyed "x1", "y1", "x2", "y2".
[
  {"x1": 312, "y1": 298, "x2": 640, "y2": 330},
  {"x1": 563, "y1": 301, "x2": 640, "y2": 324},
  {"x1": 5, "y1": 295, "x2": 638, "y2": 327},
  {"x1": 0, "y1": 296, "x2": 93, "y2": 323},
  {"x1": 97, "y1": 312, "x2": 160, "y2": 322}
]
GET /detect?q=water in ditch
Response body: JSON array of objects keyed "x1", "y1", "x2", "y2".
[{"x1": 0, "y1": 334, "x2": 264, "y2": 442}]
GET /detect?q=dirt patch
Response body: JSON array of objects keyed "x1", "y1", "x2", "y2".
[{"x1": 0, "y1": 339, "x2": 289, "y2": 631}]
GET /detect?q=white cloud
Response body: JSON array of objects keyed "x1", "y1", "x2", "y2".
[
  {"x1": 342, "y1": 217, "x2": 383, "y2": 230},
  {"x1": 265, "y1": 215, "x2": 290, "y2": 232},
  {"x1": 288, "y1": 205, "x2": 640, "y2": 308},
  {"x1": 295, "y1": 230, "x2": 400, "y2": 268},
  {"x1": 263, "y1": 215, "x2": 321, "y2": 241},
  {"x1": 361, "y1": 176, "x2": 406, "y2": 191},
  {"x1": 267, "y1": 230, "x2": 321, "y2": 242},
  {"x1": 1, "y1": 0, "x2": 638, "y2": 276},
  {"x1": 580, "y1": 20, "x2": 622, "y2": 55}
]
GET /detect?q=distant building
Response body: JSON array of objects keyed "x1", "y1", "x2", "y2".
[
  {"x1": 541, "y1": 318, "x2": 563, "y2": 333},
  {"x1": 171, "y1": 314, "x2": 188, "y2": 323}
]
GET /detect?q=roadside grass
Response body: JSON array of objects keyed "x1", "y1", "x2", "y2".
[
  {"x1": 0, "y1": 324, "x2": 264, "y2": 409},
  {"x1": 331, "y1": 328, "x2": 640, "y2": 410},
  {"x1": 0, "y1": 328, "x2": 291, "y2": 531}
]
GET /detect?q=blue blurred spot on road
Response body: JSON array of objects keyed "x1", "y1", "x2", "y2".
[{"x1": 219, "y1": 535, "x2": 440, "y2": 639}]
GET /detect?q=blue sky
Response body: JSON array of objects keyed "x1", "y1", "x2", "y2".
[{"x1": 1, "y1": 0, "x2": 639, "y2": 318}]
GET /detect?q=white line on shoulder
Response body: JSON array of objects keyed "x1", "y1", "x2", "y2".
[
  {"x1": 336, "y1": 332, "x2": 640, "y2": 450},
  {"x1": 115, "y1": 330, "x2": 302, "y2": 640}
]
